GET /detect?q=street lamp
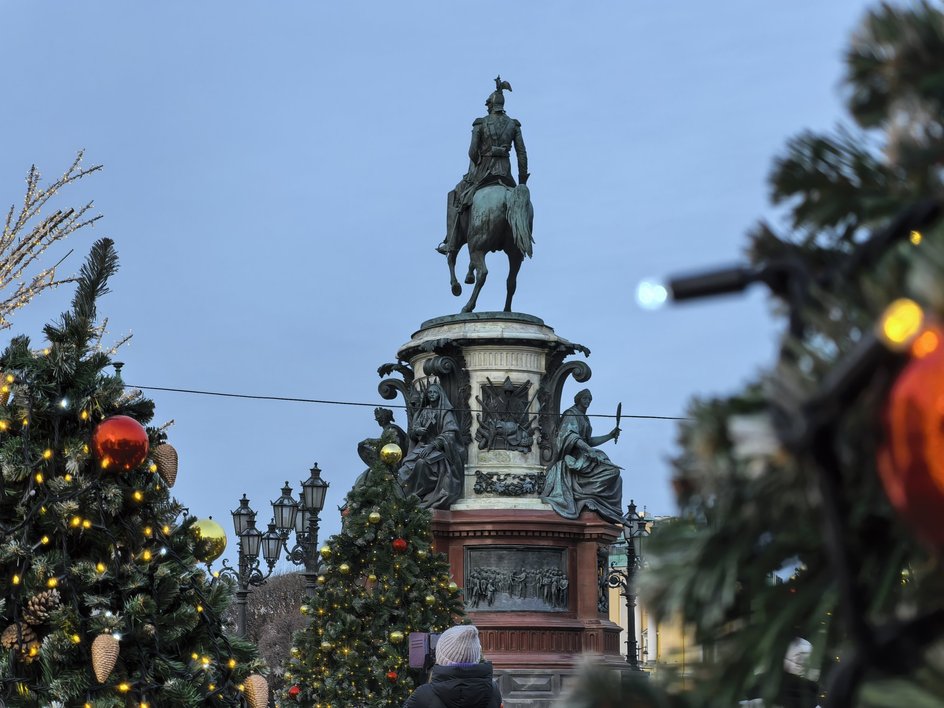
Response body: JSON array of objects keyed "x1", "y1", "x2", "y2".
[
  {"x1": 220, "y1": 465, "x2": 330, "y2": 637},
  {"x1": 280, "y1": 463, "x2": 330, "y2": 596},
  {"x1": 219, "y1": 495, "x2": 280, "y2": 638},
  {"x1": 607, "y1": 500, "x2": 648, "y2": 669}
]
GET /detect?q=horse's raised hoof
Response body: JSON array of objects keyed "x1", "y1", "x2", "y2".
[
  {"x1": 464, "y1": 274, "x2": 475, "y2": 285},
  {"x1": 451, "y1": 283, "x2": 462, "y2": 296}
]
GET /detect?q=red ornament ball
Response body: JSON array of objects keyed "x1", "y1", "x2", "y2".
[
  {"x1": 392, "y1": 537, "x2": 408, "y2": 553},
  {"x1": 878, "y1": 327, "x2": 944, "y2": 547},
  {"x1": 92, "y1": 415, "x2": 149, "y2": 471},
  {"x1": 288, "y1": 685, "x2": 301, "y2": 699},
  {"x1": 385, "y1": 671, "x2": 398, "y2": 683}
]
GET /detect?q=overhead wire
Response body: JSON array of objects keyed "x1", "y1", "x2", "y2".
[{"x1": 127, "y1": 384, "x2": 688, "y2": 421}]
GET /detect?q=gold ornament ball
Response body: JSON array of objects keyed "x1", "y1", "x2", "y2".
[
  {"x1": 300, "y1": 605, "x2": 310, "y2": 615},
  {"x1": 368, "y1": 511, "x2": 381, "y2": 525},
  {"x1": 447, "y1": 581, "x2": 459, "y2": 593},
  {"x1": 389, "y1": 630, "x2": 405, "y2": 643},
  {"x1": 321, "y1": 641, "x2": 333, "y2": 651},
  {"x1": 380, "y1": 443, "x2": 403, "y2": 465},
  {"x1": 190, "y1": 518, "x2": 227, "y2": 563},
  {"x1": 424, "y1": 595, "x2": 436, "y2": 606},
  {"x1": 416, "y1": 549, "x2": 428, "y2": 559},
  {"x1": 316, "y1": 575, "x2": 327, "y2": 585},
  {"x1": 319, "y1": 545, "x2": 332, "y2": 560},
  {"x1": 339, "y1": 563, "x2": 351, "y2": 575},
  {"x1": 368, "y1": 573, "x2": 378, "y2": 582}
]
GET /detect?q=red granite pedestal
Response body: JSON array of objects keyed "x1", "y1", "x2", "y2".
[
  {"x1": 388, "y1": 313, "x2": 634, "y2": 706},
  {"x1": 432, "y1": 509, "x2": 628, "y2": 706}
]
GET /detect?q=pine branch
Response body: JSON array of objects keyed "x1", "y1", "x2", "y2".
[
  {"x1": 70, "y1": 237, "x2": 119, "y2": 328},
  {"x1": 43, "y1": 237, "x2": 119, "y2": 352}
]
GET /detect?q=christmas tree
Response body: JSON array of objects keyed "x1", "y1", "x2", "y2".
[
  {"x1": 0, "y1": 238, "x2": 265, "y2": 707},
  {"x1": 284, "y1": 442, "x2": 465, "y2": 707},
  {"x1": 611, "y1": 2, "x2": 944, "y2": 707}
]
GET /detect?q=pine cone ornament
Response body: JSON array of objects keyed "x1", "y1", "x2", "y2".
[
  {"x1": 244, "y1": 673, "x2": 269, "y2": 708},
  {"x1": 151, "y1": 443, "x2": 178, "y2": 487},
  {"x1": 91, "y1": 633, "x2": 120, "y2": 683},
  {"x1": 21, "y1": 589, "x2": 61, "y2": 625},
  {"x1": 1, "y1": 622, "x2": 37, "y2": 651}
]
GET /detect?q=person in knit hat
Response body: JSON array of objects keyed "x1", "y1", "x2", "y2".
[{"x1": 403, "y1": 624, "x2": 502, "y2": 708}]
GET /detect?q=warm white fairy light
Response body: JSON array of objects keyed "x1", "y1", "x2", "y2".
[{"x1": 0, "y1": 152, "x2": 102, "y2": 330}]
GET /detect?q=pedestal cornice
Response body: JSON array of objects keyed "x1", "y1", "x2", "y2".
[{"x1": 398, "y1": 312, "x2": 588, "y2": 362}]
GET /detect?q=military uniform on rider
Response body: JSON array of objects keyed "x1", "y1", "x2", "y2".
[{"x1": 437, "y1": 85, "x2": 529, "y2": 256}]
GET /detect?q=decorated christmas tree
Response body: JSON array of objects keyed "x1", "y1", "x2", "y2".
[
  {"x1": 0, "y1": 239, "x2": 265, "y2": 707},
  {"x1": 614, "y1": 3, "x2": 944, "y2": 707},
  {"x1": 284, "y1": 442, "x2": 465, "y2": 707}
]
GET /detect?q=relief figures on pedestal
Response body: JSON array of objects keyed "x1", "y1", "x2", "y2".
[
  {"x1": 465, "y1": 546, "x2": 568, "y2": 612},
  {"x1": 541, "y1": 389, "x2": 624, "y2": 524}
]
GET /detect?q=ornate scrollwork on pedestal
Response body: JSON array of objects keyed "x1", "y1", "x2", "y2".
[
  {"x1": 597, "y1": 546, "x2": 610, "y2": 614},
  {"x1": 537, "y1": 358, "x2": 592, "y2": 465},
  {"x1": 423, "y1": 349, "x2": 472, "y2": 455},
  {"x1": 473, "y1": 470, "x2": 546, "y2": 496},
  {"x1": 377, "y1": 361, "x2": 417, "y2": 431}
]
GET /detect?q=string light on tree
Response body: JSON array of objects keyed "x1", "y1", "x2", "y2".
[
  {"x1": 0, "y1": 238, "x2": 260, "y2": 703},
  {"x1": 283, "y1": 440, "x2": 464, "y2": 706}
]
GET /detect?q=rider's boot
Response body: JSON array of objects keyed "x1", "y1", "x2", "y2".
[{"x1": 438, "y1": 196, "x2": 460, "y2": 255}]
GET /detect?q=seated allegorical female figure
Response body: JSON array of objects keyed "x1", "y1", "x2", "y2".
[
  {"x1": 399, "y1": 383, "x2": 465, "y2": 509},
  {"x1": 541, "y1": 388, "x2": 623, "y2": 524}
]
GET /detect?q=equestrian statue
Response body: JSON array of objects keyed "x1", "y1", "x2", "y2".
[{"x1": 436, "y1": 76, "x2": 534, "y2": 313}]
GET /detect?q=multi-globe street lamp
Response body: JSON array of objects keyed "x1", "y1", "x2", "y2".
[
  {"x1": 220, "y1": 463, "x2": 329, "y2": 638},
  {"x1": 606, "y1": 500, "x2": 648, "y2": 669}
]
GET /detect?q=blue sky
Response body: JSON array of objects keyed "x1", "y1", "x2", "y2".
[{"x1": 1, "y1": 1, "x2": 874, "y2": 569}]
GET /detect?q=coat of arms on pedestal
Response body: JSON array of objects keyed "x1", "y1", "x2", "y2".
[{"x1": 474, "y1": 376, "x2": 536, "y2": 453}]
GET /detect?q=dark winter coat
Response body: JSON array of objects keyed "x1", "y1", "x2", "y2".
[{"x1": 402, "y1": 662, "x2": 502, "y2": 708}]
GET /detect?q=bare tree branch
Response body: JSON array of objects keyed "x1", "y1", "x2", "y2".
[{"x1": 0, "y1": 151, "x2": 103, "y2": 329}]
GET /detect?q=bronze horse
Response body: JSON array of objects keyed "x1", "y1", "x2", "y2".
[{"x1": 447, "y1": 184, "x2": 534, "y2": 313}]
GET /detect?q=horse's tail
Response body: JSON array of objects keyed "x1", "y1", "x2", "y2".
[{"x1": 508, "y1": 184, "x2": 534, "y2": 258}]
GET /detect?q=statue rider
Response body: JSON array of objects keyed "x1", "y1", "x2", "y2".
[{"x1": 436, "y1": 76, "x2": 529, "y2": 256}]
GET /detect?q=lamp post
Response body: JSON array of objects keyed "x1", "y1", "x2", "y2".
[
  {"x1": 221, "y1": 464, "x2": 330, "y2": 637},
  {"x1": 219, "y1": 495, "x2": 281, "y2": 638},
  {"x1": 607, "y1": 500, "x2": 647, "y2": 669},
  {"x1": 275, "y1": 463, "x2": 330, "y2": 597}
]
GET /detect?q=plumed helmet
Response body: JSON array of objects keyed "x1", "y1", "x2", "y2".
[
  {"x1": 486, "y1": 90, "x2": 505, "y2": 111},
  {"x1": 486, "y1": 75, "x2": 512, "y2": 112}
]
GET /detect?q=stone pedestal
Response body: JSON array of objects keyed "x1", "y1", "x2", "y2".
[{"x1": 381, "y1": 312, "x2": 628, "y2": 707}]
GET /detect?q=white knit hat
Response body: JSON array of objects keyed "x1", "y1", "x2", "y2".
[{"x1": 436, "y1": 624, "x2": 482, "y2": 665}]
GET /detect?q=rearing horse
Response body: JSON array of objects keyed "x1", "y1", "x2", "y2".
[{"x1": 447, "y1": 184, "x2": 534, "y2": 313}]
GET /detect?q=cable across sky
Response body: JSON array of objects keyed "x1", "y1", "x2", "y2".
[{"x1": 127, "y1": 384, "x2": 688, "y2": 421}]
